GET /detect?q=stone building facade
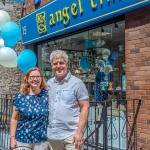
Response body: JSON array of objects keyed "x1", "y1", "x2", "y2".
[{"x1": 0, "y1": 1, "x2": 23, "y2": 94}]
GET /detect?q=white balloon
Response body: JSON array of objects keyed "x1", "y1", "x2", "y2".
[
  {"x1": 0, "y1": 47, "x2": 17, "y2": 68},
  {"x1": 0, "y1": 37, "x2": 4, "y2": 48},
  {"x1": 0, "y1": 10, "x2": 11, "y2": 30}
]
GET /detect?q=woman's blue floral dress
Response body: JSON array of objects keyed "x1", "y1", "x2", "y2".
[{"x1": 13, "y1": 90, "x2": 49, "y2": 143}]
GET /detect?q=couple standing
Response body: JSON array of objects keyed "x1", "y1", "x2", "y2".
[{"x1": 10, "y1": 50, "x2": 90, "y2": 150}]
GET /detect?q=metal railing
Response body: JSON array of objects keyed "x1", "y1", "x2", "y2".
[
  {"x1": 0, "y1": 94, "x2": 15, "y2": 150},
  {"x1": 0, "y1": 94, "x2": 141, "y2": 150},
  {"x1": 84, "y1": 99, "x2": 141, "y2": 150}
]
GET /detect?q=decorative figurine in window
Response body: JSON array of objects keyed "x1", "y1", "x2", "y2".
[{"x1": 94, "y1": 48, "x2": 113, "y2": 101}]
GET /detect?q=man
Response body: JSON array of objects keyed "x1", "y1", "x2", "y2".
[{"x1": 47, "y1": 50, "x2": 90, "y2": 150}]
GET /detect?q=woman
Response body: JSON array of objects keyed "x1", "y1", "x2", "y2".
[{"x1": 10, "y1": 68, "x2": 49, "y2": 150}]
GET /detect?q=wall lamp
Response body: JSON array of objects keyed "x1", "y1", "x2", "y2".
[
  {"x1": 47, "y1": 43, "x2": 50, "y2": 47},
  {"x1": 115, "y1": 23, "x2": 118, "y2": 29},
  {"x1": 54, "y1": 42, "x2": 57, "y2": 46}
]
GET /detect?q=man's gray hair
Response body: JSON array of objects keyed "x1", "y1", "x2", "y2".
[{"x1": 50, "y1": 50, "x2": 68, "y2": 64}]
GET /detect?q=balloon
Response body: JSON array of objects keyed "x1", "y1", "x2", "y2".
[
  {"x1": 0, "y1": 10, "x2": 11, "y2": 30},
  {"x1": 4, "y1": 41, "x2": 16, "y2": 49},
  {"x1": 34, "y1": 0, "x2": 41, "y2": 5},
  {"x1": 0, "y1": 37, "x2": 4, "y2": 48},
  {"x1": 1, "y1": 22, "x2": 21, "y2": 47},
  {"x1": 0, "y1": 47, "x2": 17, "y2": 68},
  {"x1": 17, "y1": 49, "x2": 37, "y2": 73}
]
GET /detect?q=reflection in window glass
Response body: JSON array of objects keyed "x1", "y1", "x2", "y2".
[{"x1": 38, "y1": 20, "x2": 125, "y2": 101}]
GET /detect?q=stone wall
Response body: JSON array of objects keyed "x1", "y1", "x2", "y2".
[
  {"x1": 125, "y1": 6, "x2": 150, "y2": 150},
  {"x1": 0, "y1": 0, "x2": 50, "y2": 94},
  {"x1": 0, "y1": 1, "x2": 23, "y2": 94},
  {"x1": 24, "y1": 0, "x2": 50, "y2": 15}
]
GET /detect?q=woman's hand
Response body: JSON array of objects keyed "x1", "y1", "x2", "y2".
[
  {"x1": 10, "y1": 137, "x2": 17, "y2": 149},
  {"x1": 10, "y1": 106, "x2": 19, "y2": 149}
]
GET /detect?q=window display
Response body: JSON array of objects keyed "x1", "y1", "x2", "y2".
[{"x1": 37, "y1": 20, "x2": 125, "y2": 102}]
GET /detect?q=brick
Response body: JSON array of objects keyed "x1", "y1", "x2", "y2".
[
  {"x1": 143, "y1": 105, "x2": 150, "y2": 110},
  {"x1": 126, "y1": 90, "x2": 135, "y2": 95},
  {"x1": 128, "y1": 67, "x2": 139, "y2": 72},
  {"x1": 135, "y1": 90, "x2": 146, "y2": 95},
  {"x1": 129, "y1": 95, "x2": 140, "y2": 99},
  {"x1": 134, "y1": 81, "x2": 145, "y2": 85},
  {"x1": 140, "y1": 47, "x2": 150, "y2": 52},
  {"x1": 135, "y1": 43, "x2": 146, "y2": 48},
  {"x1": 126, "y1": 72, "x2": 135, "y2": 76},
  {"x1": 146, "y1": 91, "x2": 150, "y2": 95},
  {"x1": 131, "y1": 49, "x2": 140, "y2": 54},
  {"x1": 139, "y1": 123, "x2": 149, "y2": 129},
  {"x1": 126, "y1": 82, "x2": 134, "y2": 87},
  {"x1": 137, "y1": 129, "x2": 148, "y2": 134},
  {"x1": 134, "y1": 81, "x2": 150, "y2": 85},
  {"x1": 141, "y1": 95, "x2": 150, "y2": 100},
  {"x1": 140, "y1": 143, "x2": 150, "y2": 149},
  {"x1": 146, "y1": 70, "x2": 150, "y2": 75},
  {"x1": 127, "y1": 76, "x2": 139, "y2": 81},
  {"x1": 147, "y1": 120, "x2": 150, "y2": 124},
  {"x1": 140, "y1": 114, "x2": 150, "y2": 119},
  {"x1": 137, "y1": 136, "x2": 146, "y2": 143},
  {"x1": 143, "y1": 99, "x2": 150, "y2": 104},
  {"x1": 134, "y1": 71, "x2": 145, "y2": 76},
  {"x1": 131, "y1": 85, "x2": 140, "y2": 90},
  {"x1": 146, "y1": 61, "x2": 150, "y2": 66}
]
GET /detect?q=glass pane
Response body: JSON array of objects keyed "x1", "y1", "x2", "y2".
[{"x1": 37, "y1": 20, "x2": 125, "y2": 102}]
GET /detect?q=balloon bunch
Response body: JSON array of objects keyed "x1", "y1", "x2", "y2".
[{"x1": 0, "y1": 10, "x2": 37, "y2": 73}]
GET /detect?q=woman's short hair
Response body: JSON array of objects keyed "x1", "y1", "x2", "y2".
[
  {"x1": 20, "y1": 68, "x2": 47, "y2": 94},
  {"x1": 50, "y1": 50, "x2": 68, "y2": 64}
]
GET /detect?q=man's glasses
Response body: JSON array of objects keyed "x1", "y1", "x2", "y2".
[{"x1": 28, "y1": 76, "x2": 41, "y2": 80}]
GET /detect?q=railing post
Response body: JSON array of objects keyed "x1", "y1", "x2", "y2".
[
  {"x1": 95, "y1": 104, "x2": 99, "y2": 150},
  {"x1": 103, "y1": 101, "x2": 107, "y2": 150},
  {"x1": 95, "y1": 122, "x2": 99, "y2": 150}
]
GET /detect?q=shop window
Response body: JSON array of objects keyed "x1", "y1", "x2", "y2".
[{"x1": 38, "y1": 20, "x2": 125, "y2": 102}]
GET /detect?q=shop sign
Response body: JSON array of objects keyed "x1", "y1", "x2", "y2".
[{"x1": 20, "y1": 0, "x2": 150, "y2": 45}]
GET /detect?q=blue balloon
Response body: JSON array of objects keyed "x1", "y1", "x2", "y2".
[
  {"x1": 34, "y1": 0, "x2": 41, "y2": 5},
  {"x1": 17, "y1": 49, "x2": 37, "y2": 73},
  {"x1": 4, "y1": 41, "x2": 15, "y2": 49},
  {"x1": 1, "y1": 22, "x2": 21, "y2": 47}
]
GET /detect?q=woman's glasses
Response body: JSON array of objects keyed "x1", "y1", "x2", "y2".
[{"x1": 28, "y1": 76, "x2": 41, "y2": 80}]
